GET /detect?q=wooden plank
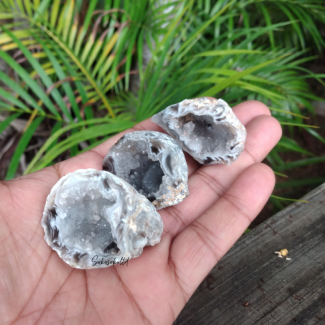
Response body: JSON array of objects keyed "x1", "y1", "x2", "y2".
[{"x1": 174, "y1": 183, "x2": 325, "y2": 325}]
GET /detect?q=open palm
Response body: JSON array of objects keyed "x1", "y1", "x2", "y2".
[{"x1": 0, "y1": 100, "x2": 281, "y2": 325}]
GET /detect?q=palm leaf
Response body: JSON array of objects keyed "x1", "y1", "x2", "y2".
[
  {"x1": 0, "y1": 113, "x2": 22, "y2": 133},
  {"x1": 0, "y1": 50, "x2": 58, "y2": 117}
]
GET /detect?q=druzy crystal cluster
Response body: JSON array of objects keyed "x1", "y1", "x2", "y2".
[
  {"x1": 102, "y1": 131, "x2": 189, "y2": 210},
  {"x1": 42, "y1": 97, "x2": 246, "y2": 269},
  {"x1": 42, "y1": 169, "x2": 163, "y2": 269},
  {"x1": 152, "y1": 98, "x2": 246, "y2": 165}
]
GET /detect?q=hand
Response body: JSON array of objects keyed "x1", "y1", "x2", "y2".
[{"x1": 0, "y1": 100, "x2": 281, "y2": 325}]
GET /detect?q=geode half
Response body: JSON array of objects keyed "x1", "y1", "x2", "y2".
[
  {"x1": 102, "y1": 131, "x2": 189, "y2": 210},
  {"x1": 151, "y1": 98, "x2": 246, "y2": 165},
  {"x1": 41, "y1": 169, "x2": 163, "y2": 269}
]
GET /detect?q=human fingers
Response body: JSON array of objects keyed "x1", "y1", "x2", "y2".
[
  {"x1": 160, "y1": 114, "x2": 281, "y2": 237},
  {"x1": 169, "y1": 163, "x2": 275, "y2": 304},
  {"x1": 231, "y1": 100, "x2": 270, "y2": 125}
]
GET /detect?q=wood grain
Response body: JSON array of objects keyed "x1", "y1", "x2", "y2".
[{"x1": 174, "y1": 183, "x2": 325, "y2": 325}]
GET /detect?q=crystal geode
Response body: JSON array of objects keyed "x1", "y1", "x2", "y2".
[
  {"x1": 102, "y1": 131, "x2": 189, "y2": 210},
  {"x1": 42, "y1": 169, "x2": 163, "y2": 269},
  {"x1": 152, "y1": 98, "x2": 246, "y2": 165}
]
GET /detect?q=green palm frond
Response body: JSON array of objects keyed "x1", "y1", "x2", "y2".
[
  {"x1": 196, "y1": 0, "x2": 325, "y2": 52},
  {"x1": 0, "y1": 0, "x2": 125, "y2": 118},
  {"x1": 0, "y1": 0, "x2": 138, "y2": 178}
]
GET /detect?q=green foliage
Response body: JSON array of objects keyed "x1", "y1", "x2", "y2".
[
  {"x1": 196, "y1": 0, "x2": 325, "y2": 52},
  {"x1": 0, "y1": 0, "x2": 139, "y2": 177},
  {"x1": 0, "y1": 0, "x2": 324, "y2": 208}
]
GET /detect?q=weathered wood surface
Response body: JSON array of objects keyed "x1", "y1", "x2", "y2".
[{"x1": 174, "y1": 183, "x2": 325, "y2": 325}]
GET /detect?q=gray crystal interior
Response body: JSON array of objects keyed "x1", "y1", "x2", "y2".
[
  {"x1": 151, "y1": 98, "x2": 246, "y2": 165},
  {"x1": 42, "y1": 169, "x2": 163, "y2": 269},
  {"x1": 103, "y1": 131, "x2": 189, "y2": 210}
]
